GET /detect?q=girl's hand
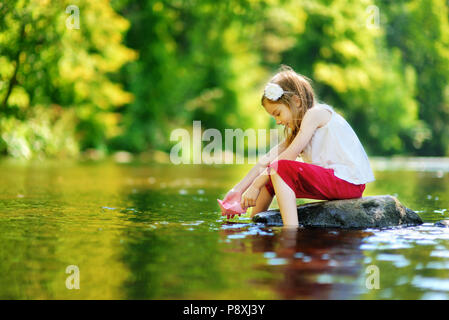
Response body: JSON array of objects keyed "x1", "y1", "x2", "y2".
[
  {"x1": 241, "y1": 185, "x2": 261, "y2": 209},
  {"x1": 223, "y1": 188, "x2": 242, "y2": 204},
  {"x1": 221, "y1": 189, "x2": 244, "y2": 219}
]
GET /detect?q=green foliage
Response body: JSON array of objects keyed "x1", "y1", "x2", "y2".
[
  {"x1": 0, "y1": 105, "x2": 78, "y2": 158},
  {"x1": 276, "y1": 0, "x2": 420, "y2": 155},
  {"x1": 111, "y1": 0, "x2": 267, "y2": 153},
  {"x1": 1, "y1": 0, "x2": 449, "y2": 158},
  {"x1": 111, "y1": 0, "x2": 425, "y2": 156},
  {"x1": 0, "y1": 0, "x2": 135, "y2": 158},
  {"x1": 377, "y1": 0, "x2": 449, "y2": 155}
]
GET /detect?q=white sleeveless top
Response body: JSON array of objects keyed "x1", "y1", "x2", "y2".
[{"x1": 300, "y1": 103, "x2": 375, "y2": 185}]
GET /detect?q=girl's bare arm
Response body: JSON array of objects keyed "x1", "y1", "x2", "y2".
[
  {"x1": 230, "y1": 139, "x2": 288, "y2": 193},
  {"x1": 251, "y1": 109, "x2": 322, "y2": 190}
]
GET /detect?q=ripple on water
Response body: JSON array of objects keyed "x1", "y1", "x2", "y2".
[
  {"x1": 263, "y1": 252, "x2": 276, "y2": 259},
  {"x1": 261, "y1": 252, "x2": 289, "y2": 266},
  {"x1": 430, "y1": 250, "x2": 449, "y2": 258},
  {"x1": 421, "y1": 292, "x2": 449, "y2": 300},
  {"x1": 221, "y1": 223, "x2": 250, "y2": 230},
  {"x1": 412, "y1": 276, "x2": 449, "y2": 292},
  {"x1": 102, "y1": 206, "x2": 117, "y2": 210},
  {"x1": 181, "y1": 220, "x2": 204, "y2": 226},
  {"x1": 221, "y1": 223, "x2": 275, "y2": 240},
  {"x1": 361, "y1": 224, "x2": 449, "y2": 251},
  {"x1": 376, "y1": 253, "x2": 410, "y2": 268},
  {"x1": 425, "y1": 261, "x2": 449, "y2": 269},
  {"x1": 267, "y1": 258, "x2": 288, "y2": 265}
]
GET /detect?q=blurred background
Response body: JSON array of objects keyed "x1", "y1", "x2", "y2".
[
  {"x1": 3, "y1": 0, "x2": 449, "y2": 300},
  {"x1": 1, "y1": 0, "x2": 449, "y2": 161}
]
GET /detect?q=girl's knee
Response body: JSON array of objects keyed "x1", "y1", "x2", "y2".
[
  {"x1": 270, "y1": 168, "x2": 287, "y2": 183},
  {"x1": 269, "y1": 159, "x2": 289, "y2": 174}
]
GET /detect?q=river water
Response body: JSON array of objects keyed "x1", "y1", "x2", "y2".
[{"x1": 0, "y1": 157, "x2": 448, "y2": 299}]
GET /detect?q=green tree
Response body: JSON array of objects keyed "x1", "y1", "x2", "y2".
[
  {"x1": 112, "y1": 0, "x2": 254, "y2": 153},
  {"x1": 114, "y1": 0, "x2": 427, "y2": 156},
  {"x1": 278, "y1": 0, "x2": 420, "y2": 155},
  {"x1": 0, "y1": 0, "x2": 135, "y2": 158},
  {"x1": 377, "y1": 0, "x2": 449, "y2": 156}
]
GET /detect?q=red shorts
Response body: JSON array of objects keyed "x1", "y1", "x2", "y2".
[{"x1": 265, "y1": 160, "x2": 366, "y2": 200}]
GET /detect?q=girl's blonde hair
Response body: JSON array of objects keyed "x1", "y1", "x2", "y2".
[{"x1": 261, "y1": 65, "x2": 316, "y2": 146}]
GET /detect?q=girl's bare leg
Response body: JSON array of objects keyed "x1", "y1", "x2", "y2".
[
  {"x1": 250, "y1": 186, "x2": 274, "y2": 218},
  {"x1": 270, "y1": 171, "x2": 299, "y2": 227}
]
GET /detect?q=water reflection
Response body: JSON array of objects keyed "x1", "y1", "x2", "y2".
[
  {"x1": 0, "y1": 158, "x2": 449, "y2": 299},
  {"x1": 220, "y1": 223, "x2": 373, "y2": 299},
  {"x1": 360, "y1": 224, "x2": 449, "y2": 299},
  {"x1": 120, "y1": 188, "x2": 230, "y2": 299}
]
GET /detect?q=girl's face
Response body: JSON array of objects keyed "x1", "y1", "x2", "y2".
[{"x1": 263, "y1": 100, "x2": 294, "y2": 129}]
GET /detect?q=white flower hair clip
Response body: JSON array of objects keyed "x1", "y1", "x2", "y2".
[{"x1": 264, "y1": 82, "x2": 284, "y2": 101}]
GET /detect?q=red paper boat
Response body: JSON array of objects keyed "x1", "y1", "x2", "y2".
[{"x1": 217, "y1": 198, "x2": 247, "y2": 218}]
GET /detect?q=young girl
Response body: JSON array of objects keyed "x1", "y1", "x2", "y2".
[{"x1": 222, "y1": 65, "x2": 375, "y2": 227}]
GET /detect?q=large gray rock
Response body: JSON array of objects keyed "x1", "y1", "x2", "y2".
[{"x1": 252, "y1": 195, "x2": 423, "y2": 229}]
